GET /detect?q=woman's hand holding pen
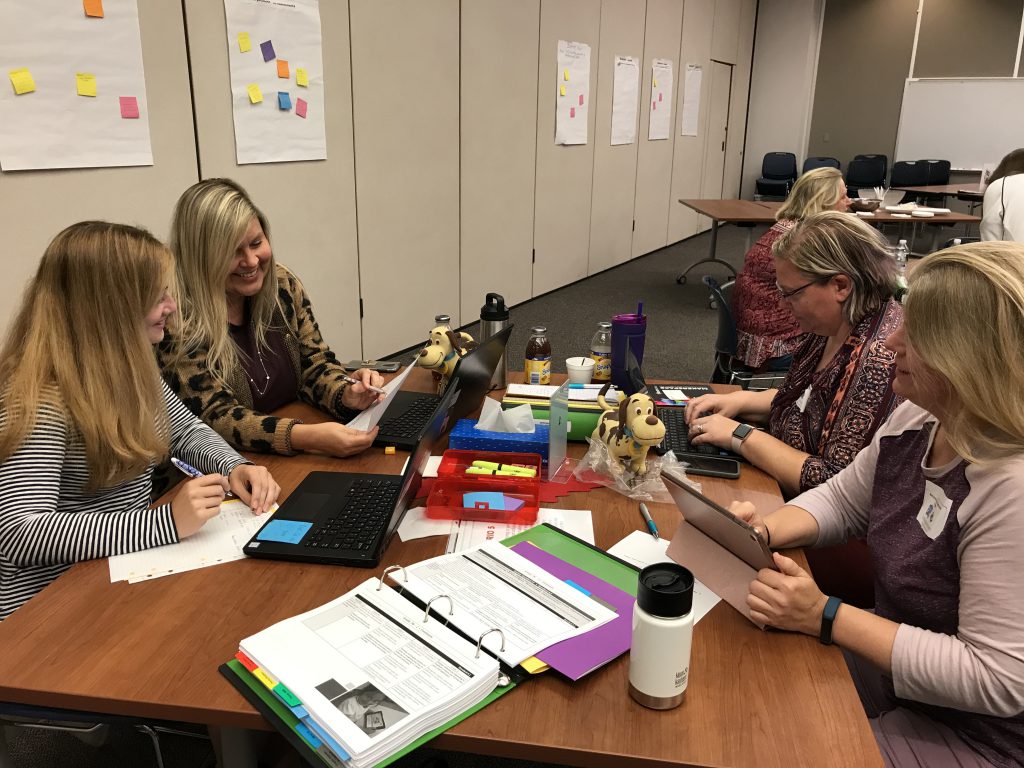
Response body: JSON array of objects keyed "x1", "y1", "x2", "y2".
[
  {"x1": 228, "y1": 464, "x2": 280, "y2": 515},
  {"x1": 341, "y1": 368, "x2": 386, "y2": 410},
  {"x1": 171, "y1": 474, "x2": 230, "y2": 538}
]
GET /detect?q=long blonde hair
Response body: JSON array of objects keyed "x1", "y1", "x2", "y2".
[
  {"x1": 905, "y1": 241, "x2": 1024, "y2": 463},
  {"x1": 0, "y1": 222, "x2": 173, "y2": 489},
  {"x1": 169, "y1": 178, "x2": 280, "y2": 382},
  {"x1": 776, "y1": 167, "x2": 844, "y2": 221}
]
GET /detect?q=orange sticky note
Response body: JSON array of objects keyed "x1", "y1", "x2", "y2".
[
  {"x1": 277, "y1": 59, "x2": 289, "y2": 79},
  {"x1": 295, "y1": 67, "x2": 309, "y2": 87},
  {"x1": 76, "y1": 73, "x2": 97, "y2": 97},
  {"x1": 238, "y1": 32, "x2": 252, "y2": 53},
  {"x1": 83, "y1": 0, "x2": 104, "y2": 17},
  {"x1": 246, "y1": 83, "x2": 263, "y2": 104},
  {"x1": 9, "y1": 68, "x2": 35, "y2": 95}
]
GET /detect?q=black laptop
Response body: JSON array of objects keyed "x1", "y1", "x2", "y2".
[
  {"x1": 243, "y1": 383, "x2": 460, "y2": 568},
  {"x1": 373, "y1": 324, "x2": 513, "y2": 450}
]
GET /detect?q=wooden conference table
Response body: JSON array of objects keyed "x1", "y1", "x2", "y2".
[{"x1": 0, "y1": 369, "x2": 882, "y2": 768}]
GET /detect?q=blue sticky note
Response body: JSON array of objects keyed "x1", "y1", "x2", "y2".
[
  {"x1": 260, "y1": 40, "x2": 276, "y2": 61},
  {"x1": 463, "y1": 491, "x2": 506, "y2": 510},
  {"x1": 278, "y1": 91, "x2": 291, "y2": 110},
  {"x1": 257, "y1": 519, "x2": 311, "y2": 544}
]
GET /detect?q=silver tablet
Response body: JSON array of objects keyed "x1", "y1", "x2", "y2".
[{"x1": 662, "y1": 467, "x2": 776, "y2": 571}]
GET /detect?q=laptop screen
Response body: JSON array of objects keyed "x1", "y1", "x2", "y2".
[{"x1": 443, "y1": 324, "x2": 514, "y2": 422}]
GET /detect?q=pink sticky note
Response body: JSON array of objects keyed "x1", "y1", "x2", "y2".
[
  {"x1": 119, "y1": 96, "x2": 139, "y2": 119},
  {"x1": 295, "y1": 98, "x2": 308, "y2": 118},
  {"x1": 659, "y1": 92, "x2": 663, "y2": 102},
  {"x1": 578, "y1": 93, "x2": 583, "y2": 106},
  {"x1": 652, "y1": 101, "x2": 656, "y2": 111},
  {"x1": 570, "y1": 107, "x2": 575, "y2": 118}
]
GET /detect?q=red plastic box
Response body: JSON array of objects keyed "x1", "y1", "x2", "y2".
[{"x1": 425, "y1": 450, "x2": 541, "y2": 525}]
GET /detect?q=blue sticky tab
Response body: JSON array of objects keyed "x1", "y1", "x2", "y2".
[
  {"x1": 257, "y1": 519, "x2": 312, "y2": 544},
  {"x1": 304, "y1": 717, "x2": 350, "y2": 760},
  {"x1": 278, "y1": 91, "x2": 292, "y2": 110},
  {"x1": 463, "y1": 491, "x2": 506, "y2": 511},
  {"x1": 565, "y1": 579, "x2": 591, "y2": 596},
  {"x1": 295, "y1": 722, "x2": 321, "y2": 749},
  {"x1": 567, "y1": 383, "x2": 585, "y2": 388}
]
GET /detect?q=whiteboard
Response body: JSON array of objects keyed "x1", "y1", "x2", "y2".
[{"x1": 895, "y1": 78, "x2": 1024, "y2": 170}]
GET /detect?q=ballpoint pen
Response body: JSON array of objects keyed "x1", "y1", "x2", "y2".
[
  {"x1": 171, "y1": 457, "x2": 234, "y2": 497},
  {"x1": 638, "y1": 502, "x2": 659, "y2": 541},
  {"x1": 342, "y1": 373, "x2": 387, "y2": 395}
]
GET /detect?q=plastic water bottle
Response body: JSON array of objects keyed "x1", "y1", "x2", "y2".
[
  {"x1": 589, "y1": 321, "x2": 612, "y2": 383},
  {"x1": 894, "y1": 240, "x2": 909, "y2": 289}
]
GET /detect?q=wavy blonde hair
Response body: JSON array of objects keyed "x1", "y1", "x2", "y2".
[
  {"x1": 904, "y1": 241, "x2": 1024, "y2": 463},
  {"x1": 776, "y1": 167, "x2": 845, "y2": 221},
  {"x1": 0, "y1": 222, "x2": 173, "y2": 489},
  {"x1": 772, "y1": 210, "x2": 897, "y2": 325},
  {"x1": 169, "y1": 178, "x2": 280, "y2": 383}
]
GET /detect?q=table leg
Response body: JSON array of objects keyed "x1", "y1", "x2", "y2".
[{"x1": 676, "y1": 219, "x2": 735, "y2": 284}]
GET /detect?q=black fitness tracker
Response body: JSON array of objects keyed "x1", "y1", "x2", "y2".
[
  {"x1": 819, "y1": 595, "x2": 843, "y2": 645},
  {"x1": 731, "y1": 423, "x2": 755, "y2": 454}
]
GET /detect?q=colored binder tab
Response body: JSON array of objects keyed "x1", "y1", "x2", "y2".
[
  {"x1": 260, "y1": 40, "x2": 276, "y2": 62},
  {"x1": 252, "y1": 667, "x2": 277, "y2": 690},
  {"x1": 257, "y1": 519, "x2": 310, "y2": 543},
  {"x1": 76, "y1": 73, "x2": 97, "y2": 97},
  {"x1": 237, "y1": 32, "x2": 252, "y2": 52},
  {"x1": 294, "y1": 722, "x2": 321, "y2": 749},
  {"x1": 234, "y1": 650, "x2": 258, "y2": 672},
  {"x1": 9, "y1": 68, "x2": 35, "y2": 95},
  {"x1": 564, "y1": 579, "x2": 590, "y2": 596},
  {"x1": 273, "y1": 682, "x2": 301, "y2": 707},
  {"x1": 303, "y1": 717, "x2": 351, "y2": 761},
  {"x1": 296, "y1": 67, "x2": 309, "y2": 87}
]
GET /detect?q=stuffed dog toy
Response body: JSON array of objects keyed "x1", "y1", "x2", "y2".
[
  {"x1": 416, "y1": 326, "x2": 477, "y2": 379},
  {"x1": 592, "y1": 384, "x2": 666, "y2": 476}
]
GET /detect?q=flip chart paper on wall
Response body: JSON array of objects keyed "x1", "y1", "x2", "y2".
[
  {"x1": 224, "y1": 0, "x2": 327, "y2": 164},
  {"x1": 680, "y1": 63, "x2": 701, "y2": 137},
  {"x1": 555, "y1": 39, "x2": 590, "y2": 146},
  {"x1": 0, "y1": 0, "x2": 153, "y2": 170},
  {"x1": 610, "y1": 55, "x2": 639, "y2": 146},
  {"x1": 648, "y1": 58, "x2": 673, "y2": 141}
]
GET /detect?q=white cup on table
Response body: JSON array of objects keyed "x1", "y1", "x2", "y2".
[{"x1": 566, "y1": 356, "x2": 595, "y2": 385}]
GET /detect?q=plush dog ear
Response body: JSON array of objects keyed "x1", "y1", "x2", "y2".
[
  {"x1": 618, "y1": 396, "x2": 630, "y2": 426},
  {"x1": 444, "y1": 330, "x2": 466, "y2": 357}
]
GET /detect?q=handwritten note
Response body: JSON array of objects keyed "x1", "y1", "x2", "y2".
[
  {"x1": 76, "y1": 73, "x2": 97, "y2": 97},
  {"x1": 9, "y1": 68, "x2": 35, "y2": 95},
  {"x1": 246, "y1": 83, "x2": 262, "y2": 104},
  {"x1": 238, "y1": 32, "x2": 252, "y2": 53},
  {"x1": 119, "y1": 95, "x2": 139, "y2": 118}
]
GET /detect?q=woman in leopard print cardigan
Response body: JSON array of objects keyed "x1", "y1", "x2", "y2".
[{"x1": 158, "y1": 178, "x2": 383, "y2": 457}]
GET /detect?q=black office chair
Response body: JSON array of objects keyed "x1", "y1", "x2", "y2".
[
  {"x1": 802, "y1": 156, "x2": 840, "y2": 174},
  {"x1": 853, "y1": 153, "x2": 888, "y2": 182},
  {"x1": 845, "y1": 157, "x2": 887, "y2": 195},
  {"x1": 889, "y1": 160, "x2": 929, "y2": 203},
  {"x1": 755, "y1": 152, "x2": 798, "y2": 199},
  {"x1": 940, "y1": 236, "x2": 980, "y2": 249},
  {"x1": 923, "y1": 159, "x2": 951, "y2": 186}
]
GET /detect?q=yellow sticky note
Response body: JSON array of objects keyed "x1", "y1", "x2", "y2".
[
  {"x1": 83, "y1": 0, "x2": 104, "y2": 18},
  {"x1": 563, "y1": 68, "x2": 569, "y2": 81},
  {"x1": 277, "y1": 59, "x2": 289, "y2": 79},
  {"x1": 521, "y1": 657, "x2": 550, "y2": 674},
  {"x1": 296, "y1": 67, "x2": 309, "y2": 87},
  {"x1": 238, "y1": 32, "x2": 251, "y2": 53},
  {"x1": 559, "y1": 84, "x2": 566, "y2": 97},
  {"x1": 76, "y1": 73, "x2": 97, "y2": 97},
  {"x1": 653, "y1": 77, "x2": 658, "y2": 88},
  {"x1": 253, "y1": 667, "x2": 276, "y2": 689},
  {"x1": 9, "y1": 68, "x2": 35, "y2": 95},
  {"x1": 246, "y1": 83, "x2": 262, "y2": 104}
]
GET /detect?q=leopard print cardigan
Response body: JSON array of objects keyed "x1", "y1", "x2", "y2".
[{"x1": 158, "y1": 263, "x2": 357, "y2": 455}]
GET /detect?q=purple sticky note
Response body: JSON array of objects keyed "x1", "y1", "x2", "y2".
[
  {"x1": 278, "y1": 91, "x2": 292, "y2": 110},
  {"x1": 119, "y1": 96, "x2": 139, "y2": 119},
  {"x1": 295, "y1": 97, "x2": 308, "y2": 118},
  {"x1": 504, "y1": 496, "x2": 526, "y2": 511},
  {"x1": 260, "y1": 40, "x2": 275, "y2": 62}
]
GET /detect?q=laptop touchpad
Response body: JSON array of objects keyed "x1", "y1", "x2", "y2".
[{"x1": 286, "y1": 492, "x2": 332, "y2": 521}]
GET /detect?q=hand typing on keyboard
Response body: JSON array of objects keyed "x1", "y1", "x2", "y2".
[
  {"x1": 688, "y1": 413, "x2": 742, "y2": 452},
  {"x1": 684, "y1": 393, "x2": 743, "y2": 424}
]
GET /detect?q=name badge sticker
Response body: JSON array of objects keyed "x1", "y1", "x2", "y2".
[
  {"x1": 916, "y1": 480, "x2": 952, "y2": 540},
  {"x1": 795, "y1": 385, "x2": 812, "y2": 413}
]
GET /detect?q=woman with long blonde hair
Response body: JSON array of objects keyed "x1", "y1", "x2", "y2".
[
  {"x1": 732, "y1": 241, "x2": 1024, "y2": 767},
  {"x1": 159, "y1": 178, "x2": 382, "y2": 457},
  {"x1": 0, "y1": 222, "x2": 278, "y2": 621}
]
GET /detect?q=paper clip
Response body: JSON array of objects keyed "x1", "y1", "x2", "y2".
[
  {"x1": 475, "y1": 628, "x2": 506, "y2": 658},
  {"x1": 378, "y1": 564, "x2": 407, "y2": 591},
  {"x1": 423, "y1": 594, "x2": 454, "y2": 624}
]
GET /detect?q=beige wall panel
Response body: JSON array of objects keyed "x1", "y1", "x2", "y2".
[
  {"x1": 185, "y1": 0, "x2": 362, "y2": 358},
  {"x1": 699, "y1": 61, "x2": 732, "y2": 200},
  {"x1": 0, "y1": 1, "x2": 198, "y2": 336},
  {"x1": 351, "y1": 0, "x2": 459, "y2": 355},
  {"x1": 914, "y1": 0, "x2": 1022, "y2": 78},
  {"x1": 722, "y1": 0, "x2": 756, "y2": 198},
  {"x1": 533, "y1": 0, "x2": 601, "y2": 296},
  {"x1": 588, "y1": 0, "x2": 646, "y2": 275},
  {"x1": 711, "y1": 0, "x2": 743, "y2": 64},
  {"x1": 631, "y1": 0, "x2": 685, "y2": 258},
  {"x1": 668, "y1": 0, "x2": 715, "y2": 240},
  {"x1": 460, "y1": 1, "x2": 539, "y2": 321}
]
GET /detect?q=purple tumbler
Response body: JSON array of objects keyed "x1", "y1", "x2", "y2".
[{"x1": 611, "y1": 309, "x2": 647, "y2": 390}]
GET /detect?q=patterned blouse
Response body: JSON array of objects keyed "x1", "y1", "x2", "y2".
[
  {"x1": 768, "y1": 298, "x2": 904, "y2": 494},
  {"x1": 732, "y1": 221, "x2": 806, "y2": 368}
]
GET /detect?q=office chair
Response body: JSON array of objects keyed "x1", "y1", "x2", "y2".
[
  {"x1": 853, "y1": 153, "x2": 888, "y2": 182},
  {"x1": 889, "y1": 160, "x2": 929, "y2": 203},
  {"x1": 755, "y1": 152, "x2": 798, "y2": 199},
  {"x1": 801, "y1": 156, "x2": 840, "y2": 174},
  {"x1": 940, "y1": 236, "x2": 980, "y2": 249},
  {"x1": 922, "y1": 159, "x2": 951, "y2": 186},
  {"x1": 845, "y1": 157, "x2": 887, "y2": 195}
]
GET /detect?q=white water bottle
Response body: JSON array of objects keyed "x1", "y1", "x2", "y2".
[
  {"x1": 894, "y1": 240, "x2": 909, "y2": 288},
  {"x1": 628, "y1": 563, "x2": 694, "y2": 710}
]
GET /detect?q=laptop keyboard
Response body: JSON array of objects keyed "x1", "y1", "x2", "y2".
[
  {"x1": 658, "y1": 408, "x2": 720, "y2": 456},
  {"x1": 377, "y1": 397, "x2": 439, "y2": 439},
  {"x1": 304, "y1": 479, "x2": 401, "y2": 551}
]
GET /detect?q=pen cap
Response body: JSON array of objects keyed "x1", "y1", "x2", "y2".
[{"x1": 636, "y1": 563, "x2": 693, "y2": 619}]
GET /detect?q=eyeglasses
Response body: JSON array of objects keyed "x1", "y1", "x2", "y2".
[{"x1": 776, "y1": 279, "x2": 821, "y2": 299}]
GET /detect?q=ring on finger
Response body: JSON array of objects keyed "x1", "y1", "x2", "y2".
[{"x1": 696, "y1": 423, "x2": 704, "y2": 434}]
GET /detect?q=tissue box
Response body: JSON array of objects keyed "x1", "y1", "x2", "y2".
[
  {"x1": 448, "y1": 419, "x2": 550, "y2": 463},
  {"x1": 425, "y1": 450, "x2": 541, "y2": 524}
]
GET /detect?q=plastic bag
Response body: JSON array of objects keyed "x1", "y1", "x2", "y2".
[{"x1": 573, "y1": 438, "x2": 700, "y2": 502}]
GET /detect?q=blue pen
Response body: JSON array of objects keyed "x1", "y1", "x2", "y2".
[
  {"x1": 638, "y1": 502, "x2": 659, "y2": 542},
  {"x1": 171, "y1": 457, "x2": 234, "y2": 497}
]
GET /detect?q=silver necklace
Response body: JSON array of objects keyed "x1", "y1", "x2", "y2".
[{"x1": 244, "y1": 346, "x2": 271, "y2": 396}]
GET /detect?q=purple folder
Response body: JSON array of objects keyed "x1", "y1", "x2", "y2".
[{"x1": 510, "y1": 541, "x2": 635, "y2": 681}]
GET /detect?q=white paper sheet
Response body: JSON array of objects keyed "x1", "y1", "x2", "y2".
[
  {"x1": 345, "y1": 364, "x2": 417, "y2": 431},
  {"x1": 555, "y1": 40, "x2": 590, "y2": 146},
  {"x1": 610, "y1": 55, "x2": 639, "y2": 146},
  {"x1": 648, "y1": 58, "x2": 673, "y2": 141},
  {"x1": 445, "y1": 508, "x2": 595, "y2": 552},
  {"x1": 0, "y1": 0, "x2": 152, "y2": 170},
  {"x1": 223, "y1": 0, "x2": 327, "y2": 164},
  {"x1": 607, "y1": 530, "x2": 720, "y2": 624},
  {"x1": 108, "y1": 500, "x2": 277, "y2": 583},
  {"x1": 680, "y1": 63, "x2": 702, "y2": 137}
]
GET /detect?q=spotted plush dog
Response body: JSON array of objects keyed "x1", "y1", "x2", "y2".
[
  {"x1": 416, "y1": 326, "x2": 477, "y2": 379},
  {"x1": 592, "y1": 384, "x2": 666, "y2": 476}
]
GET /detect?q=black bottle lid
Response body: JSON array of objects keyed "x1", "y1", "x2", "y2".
[
  {"x1": 636, "y1": 563, "x2": 694, "y2": 619},
  {"x1": 480, "y1": 293, "x2": 509, "y2": 321}
]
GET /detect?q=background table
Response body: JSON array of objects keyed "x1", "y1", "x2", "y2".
[{"x1": 0, "y1": 370, "x2": 882, "y2": 768}]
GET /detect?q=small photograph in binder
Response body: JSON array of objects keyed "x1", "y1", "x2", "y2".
[{"x1": 316, "y1": 681, "x2": 407, "y2": 736}]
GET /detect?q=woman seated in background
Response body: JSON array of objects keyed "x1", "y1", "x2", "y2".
[
  {"x1": 0, "y1": 222, "x2": 278, "y2": 621},
  {"x1": 732, "y1": 167, "x2": 851, "y2": 371},
  {"x1": 981, "y1": 148, "x2": 1024, "y2": 242},
  {"x1": 159, "y1": 178, "x2": 383, "y2": 458},
  {"x1": 733, "y1": 242, "x2": 1024, "y2": 768}
]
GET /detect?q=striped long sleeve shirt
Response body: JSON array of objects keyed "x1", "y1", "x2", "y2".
[{"x1": 0, "y1": 381, "x2": 249, "y2": 621}]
